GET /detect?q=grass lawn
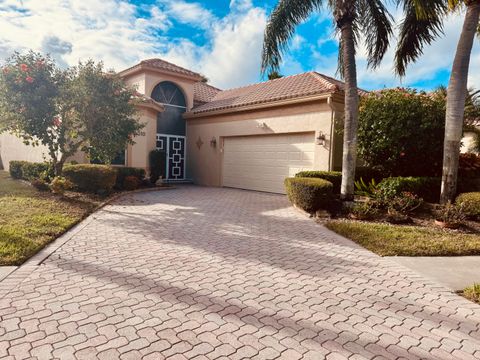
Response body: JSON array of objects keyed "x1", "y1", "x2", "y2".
[
  {"x1": 325, "y1": 219, "x2": 480, "y2": 256},
  {"x1": 461, "y1": 283, "x2": 480, "y2": 304},
  {"x1": 0, "y1": 171, "x2": 104, "y2": 265}
]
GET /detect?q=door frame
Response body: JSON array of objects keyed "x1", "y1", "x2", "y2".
[{"x1": 156, "y1": 133, "x2": 187, "y2": 180}]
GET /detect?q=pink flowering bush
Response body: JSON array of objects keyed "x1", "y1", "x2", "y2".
[{"x1": 0, "y1": 51, "x2": 142, "y2": 175}]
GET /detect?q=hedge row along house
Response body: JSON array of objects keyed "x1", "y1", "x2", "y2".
[{"x1": 0, "y1": 58, "x2": 354, "y2": 194}]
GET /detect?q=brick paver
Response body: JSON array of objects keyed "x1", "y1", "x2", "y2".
[{"x1": 1, "y1": 186, "x2": 480, "y2": 359}]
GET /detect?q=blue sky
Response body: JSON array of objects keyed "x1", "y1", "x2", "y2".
[{"x1": 0, "y1": 0, "x2": 475, "y2": 90}]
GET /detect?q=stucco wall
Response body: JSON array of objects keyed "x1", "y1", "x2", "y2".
[
  {"x1": 0, "y1": 133, "x2": 50, "y2": 170},
  {"x1": 185, "y1": 100, "x2": 336, "y2": 187},
  {"x1": 127, "y1": 108, "x2": 158, "y2": 170},
  {"x1": 123, "y1": 70, "x2": 196, "y2": 111}
]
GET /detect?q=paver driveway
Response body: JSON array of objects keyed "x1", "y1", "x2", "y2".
[{"x1": 1, "y1": 187, "x2": 480, "y2": 360}]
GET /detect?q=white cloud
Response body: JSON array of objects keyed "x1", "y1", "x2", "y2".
[
  {"x1": 162, "y1": 0, "x2": 215, "y2": 30},
  {"x1": 0, "y1": 0, "x2": 477, "y2": 91}
]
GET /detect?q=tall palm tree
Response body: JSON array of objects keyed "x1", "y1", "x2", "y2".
[
  {"x1": 395, "y1": 0, "x2": 479, "y2": 203},
  {"x1": 261, "y1": 0, "x2": 393, "y2": 200}
]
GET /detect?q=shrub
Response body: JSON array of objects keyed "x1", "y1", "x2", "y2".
[
  {"x1": 377, "y1": 177, "x2": 441, "y2": 203},
  {"x1": 21, "y1": 162, "x2": 52, "y2": 181},
  {"x1": 149, "y1": 149, "x2": 166, "y2": 184},
  {"x1": 459, "y1": 153, "x2": 480, "y2": 178},
  {"x1": 348, "y1": 201, "x2": 380, "y2": 220},
  {"x1": 115, "y1": 167, "x2": 146, "y2": 189},
  {"x1": 63, "y1": 164, "x2": 116, "y2": 193},
  {"x1": 9, "y1": 160, "x2": 27, "y2": 179},
  {"x1": 31, "y1": 179, "x2": 50, "y2": 192},
  {"x1": 457, "y1": 177, "x2": 480, "y2": 193},
  {"x1": 388, "y1": 192, "x2": 423, "y2": 214},
  {"x1": 456, "y1": 192, "x2": 480, "y2": 219},
  {"x1": 358, "y1": 88, "x2": 445, "y2": 176},
  {"x1": 50, "y1": 176, "x2": 73, "y2": 195},
  {"x1": 354, "y1": 178, "x2": 379, "y2": 197},
  {"x1": 295, "y1": 171, "x2": 342, "y2": 193},
  {"x1": 284, "y1": 177, "x2": 334, "y2": 213},
  {"x1": 123, "y1": 175, "x2": 142, "y2": 191},
  {"x1": 355, "y1": 166, "x2": 385, "y2": 183},
  {"x1": 434, "y1": 202, "x2": 466, "y2": 227},
  {"x1": 9, "y1": 161, "x2": 52, "y2": 181}
]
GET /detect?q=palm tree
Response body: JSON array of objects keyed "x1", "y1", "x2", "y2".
[
  {"x1": 395, "y1": 0, "x2": 479, "y2": 203},
  {"x1": 261, "y1": 0, "x2": 393, "y2": 200}
]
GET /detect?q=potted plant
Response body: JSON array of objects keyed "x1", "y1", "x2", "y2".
[{"x1": 434, "y1": 202, "x2": 466, "y2": 229}]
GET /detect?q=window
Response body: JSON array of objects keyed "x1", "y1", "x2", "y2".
[{"x1": 151, "y1": 81, "x2": 187, "y2": 136}]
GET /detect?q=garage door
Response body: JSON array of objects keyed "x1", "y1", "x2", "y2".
[{"x1": 222, "y1": 133, "x2": 315, "y2": 194}]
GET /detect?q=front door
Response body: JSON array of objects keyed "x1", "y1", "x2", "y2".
[{"x1": 156, "y1": 134, "x2": 186, "y2": 180}]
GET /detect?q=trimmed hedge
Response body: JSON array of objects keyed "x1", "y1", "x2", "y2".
[
  {"x1": 285, "y1": 177, "x2": 334, "y2": 213},
  {"x1": 456, "y1": 192, "x2": 480, "y2": 219},
  {"x1": 9, "y1": 161, "x2": 51, "y2": 181},
  {"x1": 9, "y1": 161, "x2": 26, "y2": 179},
  {"x1": 378, "y1": 176, "x2": 441, "y2": 203},
  {"x1": 295, "y1": 168, "x2": 385, "y2": 194},
  {"x1": 63, "y1": 164, "x2": 116, "y2": 193},
  {"x1": 115, "y1": 167, "x2": 145, "y2": 190},
  {"x1": 295, "y1": 171, "x2": 341, "y2": 193}
]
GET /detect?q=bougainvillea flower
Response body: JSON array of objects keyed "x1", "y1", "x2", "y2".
[
  {"x1": 52, "y1": 116, "x2": 62, "y2": 127},
  {"x1": 20, "y1": 64, "x2": 29, "y2": 72},
  {"x1": 25, "y1": 76, "x2": 34, "y2": 83}
]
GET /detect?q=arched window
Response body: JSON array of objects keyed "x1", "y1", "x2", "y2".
[{"x1": 151, "y1": 81, "x2": 187, "y2": 136}]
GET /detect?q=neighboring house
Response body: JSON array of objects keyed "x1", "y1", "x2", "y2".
[{"x1": 0, "y1": 58, "x2": 349, "y2": 194}]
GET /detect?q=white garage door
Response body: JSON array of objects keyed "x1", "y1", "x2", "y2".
[{"x1": 222, "y1": 133, "x2": 315, "y2": 194}]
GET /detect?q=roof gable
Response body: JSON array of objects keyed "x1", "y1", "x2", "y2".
[{"x1": 120, "y1": 58, "x2": 204, "y2": 81}]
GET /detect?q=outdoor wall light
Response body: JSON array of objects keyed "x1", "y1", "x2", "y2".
[
  {"x1": 257, "y1": 122, "x2": 267, "y2": 129},
  {"x1": 316, "y1": 131, "x2": 326, "y2": 146},
  {"x1": 210, "y1": 137, "x2": 217, "y2": 148}
]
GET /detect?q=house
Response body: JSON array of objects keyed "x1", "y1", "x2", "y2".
[{"x1": 0, "y1": 58, "x2": 348, "y2": 194}]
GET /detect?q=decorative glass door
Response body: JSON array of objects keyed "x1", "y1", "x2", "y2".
[{"x1": 156, "y1": 134, "x2": 186, "y2": 180}]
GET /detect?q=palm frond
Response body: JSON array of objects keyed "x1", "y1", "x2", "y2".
[
  {"x1": 261, "y1": 0, "x2": 324, "y2": 74},
  {"x1": 358, "y1": 0, "x2": 394, "y2": 69},
  {"x1": 394, "y1": 0, "x2": 447, "y2": 76}
]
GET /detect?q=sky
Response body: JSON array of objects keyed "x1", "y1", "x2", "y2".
[{"x1": 0, "y1": 0, "x2": 477, "y2": 91}]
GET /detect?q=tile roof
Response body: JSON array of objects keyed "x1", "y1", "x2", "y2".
[
  {"x1": 132, "y1": 91, "x2": 164, "y2": 112},
  {"x1": 190, "y1": 72, "x2": 354, "y2": 115},
  {"x1": 121, "y1": 58, "x2": 204, "y2": 80},
  {"x1": 193, "y1": 82, "x2": 222, "y2": 106}
]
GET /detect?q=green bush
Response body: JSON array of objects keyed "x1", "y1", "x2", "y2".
[
  {"x1": 9, "y1": 161, "x2": 27, "y2": 179},
  {"x1": 21, "y1": 162, "x2": 52, "y2": 181},
  {"x1": 9, "y1": 161, "x2": 52, "y2": 181},
  {"x1": 285, "y1": 177, "x2": 334, "y2": 213},
  {"x1": 456, "y1": 192, "x2": 480, "y2": 219},
  {"x1": 358, "y1": 88, "x2": 445, "y2": 176},
  {"x1": 30, "y1": 179, "x2": 50, "y2": 192},
  {"x1": 295, "y1": 171, "x2": 342, "y2": 193},
  {"x1": 50, "y1": 176, "x2": 73, "y2": 195},
  {"x1": 378, "y1": 177, "x2": 441, "y2": 203},
  {"x1": 115, "y1": 167, "x2": 145, "y2": 189},
  {"x1": 355, "y1": 166, "x2": 385, "y2": 183},
  {"x1": 149, "y1": 149, "x2": 166, "y2": 184},
  {"x1": 63, "y1": 164, "x2": 116, "y2": 193}
]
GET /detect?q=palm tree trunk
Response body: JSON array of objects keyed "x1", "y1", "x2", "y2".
[
  {"x1": 340, "y1": 20, "x2": 359, "y2": 200},
  {"x1": 440, "y1": 2, "x2": 480, "y2": 203}
]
